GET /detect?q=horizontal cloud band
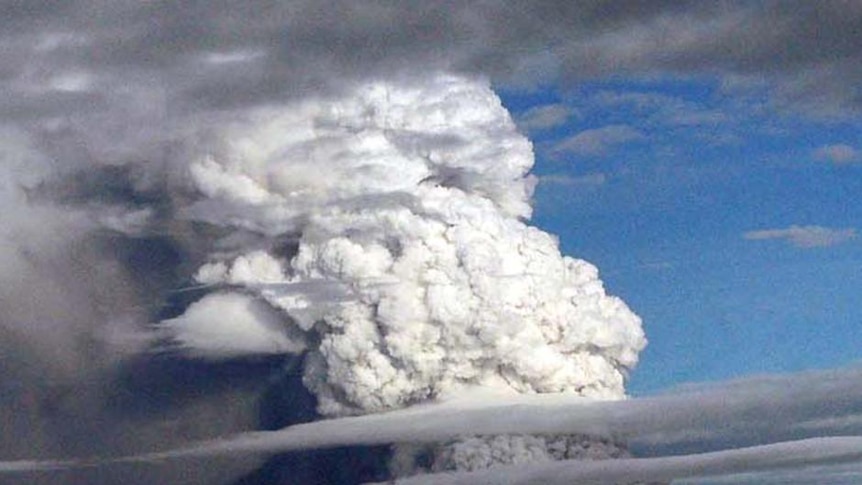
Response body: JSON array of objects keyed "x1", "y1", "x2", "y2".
[{"x1": 4, "y1": 367, "x2": 862, "y2": 482}]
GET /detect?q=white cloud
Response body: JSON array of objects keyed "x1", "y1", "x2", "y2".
[
  {"x1": 515, "y1": 104, "x2": 576, "y2": 132},
  {"x1": 553, "y1": 125, "x2": 645, "y2": 156},
  {"x1": 157, "y1": 292, "x2": 306, "y2": 360},
  {"x1": 744, "y1": 225, "x2": 857, "y2": 248},
  {"x1": 813, "y1": 144, "x2": 858, "y2": 164}
]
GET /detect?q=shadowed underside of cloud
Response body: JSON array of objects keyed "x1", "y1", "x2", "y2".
[
  {"x1": 2, "y1": 0, "x2": 862, "y2": 126},
  {"x1": 744, "y1": 225, "x2": 857, "y2": 248}
]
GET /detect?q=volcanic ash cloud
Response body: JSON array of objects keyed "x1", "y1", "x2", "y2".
[{"x1": 159, "y1": 73, "x2": 646, "y2": 471}]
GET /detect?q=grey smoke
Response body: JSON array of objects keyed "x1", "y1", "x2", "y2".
[{"x1": 2, "y1": 1, "x2": 862, "y2": 127}]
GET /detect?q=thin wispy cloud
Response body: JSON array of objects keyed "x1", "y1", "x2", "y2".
[
  {"x1": 665, "y1": 109, "x2": 729, "y2": 127},
  {"x1": 553, "y1": 125, "x2": 645, "y2": 156},
  {"x1": 813, "y1": 144, "x2": 859, "y2": 164},
  {"x1": 744, "y1": 225, "x2": 857, "y2": 248},
  {"x1": 640, "y1": 261, "x2": 673, "y2": 271},
  {"x1": 538, "y1": 173, "x2": 607, "y2": 187},
  {"x1": 515, "y1": 104, "x2": 576, "y2": 132},
  {"x1": 594, "y1": 90, "x2": 729, "y2": 128}
]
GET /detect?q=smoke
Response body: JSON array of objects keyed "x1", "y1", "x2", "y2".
[
  {"x1": 391, "y1": 437, "x2": 862, "y2": 485},
  {"x1": 0, "y1": 62, "x2": 857, "y2": 483},
  {"x1": 2, "y1": 2, "x2": 859, "y2": 483},
  {"x1": 0, "y1": 127, "x2": 276, "y2": 483},
  {"x1": 0, "y1": 72, "x2": 644, "y2": 482},
  {"x1": 151, "y1": 73, "x2": 645, "y2": 475},
  {"x1": 161, "y1": 74, "x2": 645, "y2": 418}
]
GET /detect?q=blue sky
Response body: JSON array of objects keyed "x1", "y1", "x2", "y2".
[{"x1": 500, "y1": 78, "x2": 862, "y2": 394}]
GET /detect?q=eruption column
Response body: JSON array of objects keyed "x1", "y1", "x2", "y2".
[{"x1": 160, "y1": 73, "x2": 647, "y2": 474}]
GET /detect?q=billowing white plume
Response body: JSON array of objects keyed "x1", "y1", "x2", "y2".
[{"x1": 158, "y1": 73, "x2": 646, "y2": 472}]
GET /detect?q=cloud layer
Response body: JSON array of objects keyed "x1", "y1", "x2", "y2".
[
  {"x1": 3, "y1": 0, "x2": 862, "y2": 134},
  {"x1": 744, "y1": 225, "x2": 857, "y2": 248},
  {"x1": 6, "y1": 366, "x2": 862, "y2": 483}
]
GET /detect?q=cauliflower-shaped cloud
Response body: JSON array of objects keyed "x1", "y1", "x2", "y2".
[{"x1": 156, "y1": 73, "x2": 645, "y2": 472}]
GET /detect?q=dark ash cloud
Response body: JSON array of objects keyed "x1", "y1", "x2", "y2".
[{"x1": 2, "y1": 0, "x2": 861, "y2": 127}]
